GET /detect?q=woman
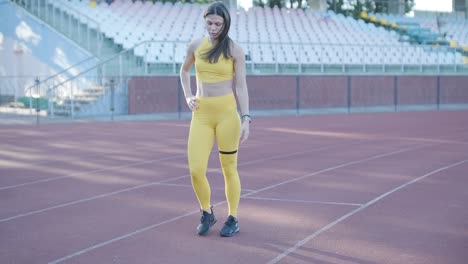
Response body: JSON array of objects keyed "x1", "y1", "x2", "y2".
[{"x1": 179, "y1": 1, "x2": 250, "y2": 237}]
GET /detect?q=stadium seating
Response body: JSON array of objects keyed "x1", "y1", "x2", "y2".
[
  {"x1": 45, "y1": 0, "x2": 467, "y2": 67},
  {"x1": 439, "y1": 18, "x2": 468, "y2": 47}
]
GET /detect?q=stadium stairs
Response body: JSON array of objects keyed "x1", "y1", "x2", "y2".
[{"x1": 10, "y1": 0, "x2": 132, "y2": 117}]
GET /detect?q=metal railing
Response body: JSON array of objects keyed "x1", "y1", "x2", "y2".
[
  {"x1": 77, "y1": 40, "x2": 467, "y2": 76},
  {"x1": 21, "y1": 56, "x2": 98, "y2": 114},
  {"x1": 3, "y1": 39, "x2": 468, "y2": 118},
  {"x1": 43, "y1": 42, "x2": 142, "y2": 119}
]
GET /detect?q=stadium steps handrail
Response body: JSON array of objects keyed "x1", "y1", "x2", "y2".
[
  {"x1": 48, "y1": 39, "x2": 160, "y2": 94},
  {"x1": 24, "y1": 55, "x2": 98, "y2": 96}
]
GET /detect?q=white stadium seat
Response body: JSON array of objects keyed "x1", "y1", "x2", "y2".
[{"x1": 54, "y1": 0, "x2": 465, "y2": 66}]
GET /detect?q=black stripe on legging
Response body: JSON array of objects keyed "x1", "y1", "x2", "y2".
[{"x1": 219, "y1": 150, "x2": 238, "y2": 154}]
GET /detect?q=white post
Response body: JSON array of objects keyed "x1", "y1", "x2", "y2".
[{"x1": 70, "y1": 82, "x2": 74, "y2": 119}]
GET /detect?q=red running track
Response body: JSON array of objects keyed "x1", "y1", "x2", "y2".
[{"x1": 0, "y1": 110, "x2": 467, "y2": 264}]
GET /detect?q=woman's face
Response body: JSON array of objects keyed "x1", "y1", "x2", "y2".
[{"x1": 205, "y1": 14, "x2": 224, "y2": 40}]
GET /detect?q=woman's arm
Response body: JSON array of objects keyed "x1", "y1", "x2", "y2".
[
  {"x1": 180, "y1": 41, "x2": 196, "y2": 98},
  {"x1": 233, "y1": 43, "x2": 250, "y2": 143},
  {"x1": 180, "y1": 40, "x2": 198, "y2": 110},
  {"x1": 233, "y1": 44, "x2": 250, "y2": 121}
]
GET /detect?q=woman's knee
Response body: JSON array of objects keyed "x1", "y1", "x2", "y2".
[
  {"x1": 219, "y1": 152, "x2": 238, "y2": 175},
  {"x1": 189, "y1": 165, "x2": 206, "y2": 181}
]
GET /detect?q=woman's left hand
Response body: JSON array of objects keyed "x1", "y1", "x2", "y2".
[{"x1": 240, "y1": 121, "x2": 249, "y2": 144}]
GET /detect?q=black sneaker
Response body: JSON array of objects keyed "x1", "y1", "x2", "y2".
[
  {"x1": 220, "y1": 215, "x2": 239, "y2": 237},
  {"x1": 197, "y1": 207, "x2": 217, "y2": 235}
]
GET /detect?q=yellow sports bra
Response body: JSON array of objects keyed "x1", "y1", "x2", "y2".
[{"x1": 194, "y1": 37, "x2": 234, "y2": 83}]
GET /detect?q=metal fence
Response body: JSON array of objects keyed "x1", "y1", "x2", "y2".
[
  {"x1": 128, "y1": 75, "x2": 468, "y2": 118},
  {"x1": 3, "y1": 72, "x2": 468, "y2": 125}
]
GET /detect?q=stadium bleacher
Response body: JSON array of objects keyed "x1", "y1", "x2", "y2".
[{"x1": 39, "y1": 0, "x2": 466, "y2": 69}]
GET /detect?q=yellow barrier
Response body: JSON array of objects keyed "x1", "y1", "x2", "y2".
[{"x1": 88, "y1": 1, "x2": 97, "y2": 7}]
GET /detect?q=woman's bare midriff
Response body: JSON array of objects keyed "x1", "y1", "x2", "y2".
[{"x1": 196, "y1": 80, "x2": 233, "y2": 97}]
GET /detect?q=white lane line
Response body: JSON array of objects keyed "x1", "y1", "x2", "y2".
[
  {"x1": 47, "y1": 144, "x2": 422, "y2": 263},
  {"x1": 0, "y1": 139, "x2": 351, "y2": 191},
  {"x1": 242, "y1": 145, "x2": 426, "y2": 198},
  {"x1": 158, "y1": 142, "x2": 355, "y2": 184},
  {"x1": 1, "y1": 141, "x2": 185, "y2": 168},
  {"x1": 1, "y1": 143, "x2": 350, "y2": 222},
  {"x1": 157, "y1": 182, "x2": 257, "y2": 192},
  {"x1": 243, "y1": 197, "x2": 362, "y2": 207},
  {"x1": 2, "y1": 136, "x2": 281, "y2": 168},
  {"x1": 47, "y1": 204, "x2": 218, "y2": 264},
  {"x1": 0, "y1": 155, "x2": 186, "y2": 191},
  {"x1": 267, "y1": 159, "x2": 468, "y2": 264}
]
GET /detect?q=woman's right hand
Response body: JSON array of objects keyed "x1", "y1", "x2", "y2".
[{"x1": 186, "y1": 96, "x2": 199, "y2": 111}]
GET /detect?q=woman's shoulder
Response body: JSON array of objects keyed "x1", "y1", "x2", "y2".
[
  {"x1": 188, "y1": 37, "x2": 206, "y2": 52},
  {"x1": 230, "y1": 40, "x2": 245, "y2": 58}
]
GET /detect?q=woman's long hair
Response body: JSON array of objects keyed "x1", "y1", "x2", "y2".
[{"x1": 203, "y1": 1, "x2": 232, "y2": 63}]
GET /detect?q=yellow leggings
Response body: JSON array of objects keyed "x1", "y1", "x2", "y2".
[{"x1": 188, "y1": 92, "x2": 241, "y2": 216}]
